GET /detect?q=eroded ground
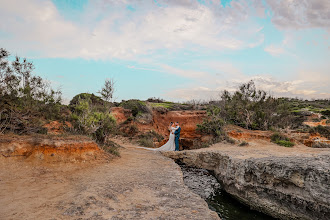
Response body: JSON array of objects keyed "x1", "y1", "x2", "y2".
[{"x1": 0, "y1": 137, "x2": 219, "y2": 220}]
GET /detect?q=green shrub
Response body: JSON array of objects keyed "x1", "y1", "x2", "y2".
[
  {"x1": 70, "y1": 95, "x2": 117, "y2": 143},
  {"x1": 309, "y1": 125, "x2": 330, "y2": 139},
  {"x1": 120, "y1": 100, "x2": 150, "y2": 117},
  {"x1": 275, "y1": 140, "x2": 294, "y2": 147},
  {"x1": 99, "y1": 140, "x2": 121, "y2": 156},
  {"x1": 238, "y1": 141, "x2": 249, "y2": 146},
  {"x1": 0, "y1": 48, "x2": 63, "y2": 134},
  {"x1": 271, "y1": 132, "x2": 294, "y2": 147},
  {"x1": 138, "y1": 137, "x2": 154, "y2": 148},
  {"x1": 208, "y1": 81, "x2": 295, "y2": 130},
  {"x1": 123, "y1": 124, "x2": 139, "y2": 137},
  {"x1": 138, "y1": 130, "x2": 164, "y2": 142}
]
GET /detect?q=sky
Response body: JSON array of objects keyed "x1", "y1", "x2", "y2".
[{"x1": 0, "y1": 0, "x2": 329, "y2": 103}]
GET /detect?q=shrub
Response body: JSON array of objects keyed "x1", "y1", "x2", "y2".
[
  {"x1": 0, "y1": 48, "x2": 63, "y2": 134},
  {"x1": 276, "y1": 140, "x2": 295, "y2": 147},
  {"x1": 209, "y1": 81, "x2": 295, "y2": 130},
  {"x1": 99, "y1": 140, "x2": 121, "y2": 156},
  {"x1": 122, "y1": 124, "x2": 139, "y2": 137},
  {"x1": 70, "y1": 95, "x2": 117, "y2": 143},
  {"x1": 321, "y1": 110, "x2": 330, "y2": 117},
  {"x1": 309, "y1": 125, "x2": 330, "y2": 139},
  {"x1": 120, "y1": 99, "x2": 150, "y2": 117},
  {"x1": 138, "y1": 137, "x2": 154, "y2": 148},
  {"x1": 238, "y1": 141, "x2": 249, "y2": 146},
  {"x1": 138, "y1": 130, "x2": 164, "y2": 142},
  {"x1": 271, "y1": 132, "x2": 294, "y2": 147}
]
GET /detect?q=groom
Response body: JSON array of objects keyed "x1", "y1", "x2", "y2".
[{"x1": 174, "y1": 122, "x2": 181, "y2": 151}]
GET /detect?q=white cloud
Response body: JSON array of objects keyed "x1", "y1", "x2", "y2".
[
  {"x1": 0, "y1": 0, "x2": 264, "y2": 59},
  {"x1": 265, "y1": 0, "x2": 330, "y2": 30},
  {"x1": 164, "y1": 64, "x2": 330, "y2": 101},
  {"x1": 264, "y1": 45, "x2": 286, "y2": 56}
]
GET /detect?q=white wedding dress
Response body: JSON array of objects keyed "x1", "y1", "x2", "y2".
[{"x1": 138, "y1": 126, "x2": 178, "y2": 152}]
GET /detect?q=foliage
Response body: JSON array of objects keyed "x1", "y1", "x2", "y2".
[
  {"x1": 99, "y1": 78, "x2": 115, "y2": 102},
  {"x1": 138, "y1": 130, "x2": 164, "y2": 142},
  {"x1": 0, "y1": 48, "x2": 62, "y2": 134},
  {"x1": 271, "y1": 133, "x2": 294, "y2": 147},
  {"x1": 138, "y1": 137, "x2": 154, "y2": 148},
  {"x1": 99, "y1": 140, "x2": 121, "y2": 157},
  {"x1": 200, "y1": 81, "x2": 296, "y2": 131},
  {"x1": 238, "y1": 141, "x2": 249, "y2": 146},
  {"x1": 69, "y1": 93, "x2": 105, "y2": 111},
  {"x1": 120, "y1": 99, "x2": 150, "y2": 117},
  {"x1": 309, "y1": 125, "x2": 330, "y2": 139},
  {"x1": 122, "y1": 124, "x2": 139, "y2": 137},
  {"x1": 70, "y1": 95, "x2": 117, "y2": 143}
]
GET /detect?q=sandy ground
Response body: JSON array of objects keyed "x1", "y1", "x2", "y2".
[{"x1": 0, "y1": 138, "x2": 219, "y2": 220}]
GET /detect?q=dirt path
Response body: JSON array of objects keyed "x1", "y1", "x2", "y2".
[{"x1": 0, "y1": 138, "x2": 219, "y2": 220}]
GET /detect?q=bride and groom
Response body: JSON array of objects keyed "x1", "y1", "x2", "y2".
[{"x1": 141, "y1": 122, "x2": 181, "y2": 152}]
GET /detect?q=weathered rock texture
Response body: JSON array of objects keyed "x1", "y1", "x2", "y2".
[
  {"x1": 0, "y1": 135, "x2": 106, "y2": 162},
  {"x1": 0, "y1": 136, "x2": 219, "y2": 220},
  {"x1": 163, "y1": 141, "x2": 330, "y2": 220}
]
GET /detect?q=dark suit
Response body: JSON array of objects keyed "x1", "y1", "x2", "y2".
[{"x1": 174, "y1": 126, "x2": 181, "y2": 151}]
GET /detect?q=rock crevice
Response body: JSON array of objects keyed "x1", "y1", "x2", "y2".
[{"x1": 164, "y1": 145, "x2": 330, "y2": 220}]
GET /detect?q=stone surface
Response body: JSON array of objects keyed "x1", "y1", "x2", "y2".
[
  {"x1": 163, "y1": 141, "x2": 330, "y2": 220},
  {"x1": 0, "y1": 136, "x2": 219, "y2": 220}
]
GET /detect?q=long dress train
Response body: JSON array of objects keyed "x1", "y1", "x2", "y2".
[{"x1": 137, "y1": 127, "x2": 177, "y2": 152}]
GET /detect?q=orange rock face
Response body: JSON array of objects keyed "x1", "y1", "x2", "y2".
[
  {"x1": 110, "y1": 107, "x2": 132, "y2": 123},
  {"x1": 225, "y1": 125, "x2": 273, "y2": 141},
  {"x1": 152, "y1": 110, "x2": 207, "y2": 139},
  {"x1": 303, "y1": 119, "x2": 328, "y2": 127},
  {"x1": 110, "y1": 107, "x2": 207, "y2": 148},
  {"x1": 0, "y1": 135, "x2": 107, "y2": 162}
]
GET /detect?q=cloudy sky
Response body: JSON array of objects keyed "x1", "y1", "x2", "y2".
[{"x1": 0, "y1": 0, "x2": 329, "y2": 102}]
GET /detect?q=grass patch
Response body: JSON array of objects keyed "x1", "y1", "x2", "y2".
[
  {"x1": 99, "y1": 140, "x2": 121, "y2": 157},
  {"x1": 138, "y1": 137, "x2": 154, "y2": 148},
  {"x1": 138, "y1": 130, "x2": 164, "y2": 142},
  {"x1": 149, "y1": 102, "x2": 174, "y2": 109},
  {"x1": 238, "y1": 141, "x2": 249, "y2": 146},
  {"x1": 271, "y1": 133, "x2": 294, "y2": 147}
]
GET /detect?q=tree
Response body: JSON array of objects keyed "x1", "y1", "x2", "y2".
[
  {"x1": 99, "y1": 78, "x2": 115, "y2": 102},
  {"x1": 0, "y1": 48, "x2": 63, "y2": 134}
]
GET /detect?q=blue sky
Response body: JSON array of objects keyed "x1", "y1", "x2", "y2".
[{"x1": 0, "y1": 0, "x2": 329, "y2": 103}]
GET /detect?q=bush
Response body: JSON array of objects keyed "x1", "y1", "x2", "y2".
[
  {"x1": 0, "y1": 48, "x2": 63, "y2": 134},
  {"x1": 138, "y1": 137, "x2": 154, "y2": 148},
  {"x1": 238, "y1": 141, "x2": 249, "y2": 146},
  {"x1": 70, "y1": 95, "x2": 117, "y2": 143},
  {"x1": 99, "y1": 140, "x2": 121, "y2": 156},
  {"x1": 309, "y1": 125, "x2": 330, "y2": 139},
  {"x1": 138, "y1": 130, "x2": 164, "y2": 142},
  {"x1": 276, "y1": 140, "x2": 295, "y2": 147},
  {"x1": 271, "y1": 132, "x2": 294, "y2": 147},
  {"x1": 321, "y1": 109, "x2": 330, "y2": 117},
  {"x1": 122, "y1": 124, "x2": 139, "y2": 137},
  {"x1": 209, "y1": 81, "x2": 295, "y2": 130},
  {"x1": 120, "y1": 99, "x2": 150, "y2": 117}
]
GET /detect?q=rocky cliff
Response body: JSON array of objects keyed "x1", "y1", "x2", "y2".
[
  {"x1": 163, "y1": 142, "x2": 330, "y2": 220},
  {"x1": 0, "y1": 135, "x2": 107, "y2": 163}
]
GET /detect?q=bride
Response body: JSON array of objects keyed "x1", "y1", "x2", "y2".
[{"x1": 138, "y1": 122, "x2": 178, "y2": 151}]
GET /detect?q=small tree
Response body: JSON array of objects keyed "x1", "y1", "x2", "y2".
[{"x1": 99, "y1": 78, "x2": 115, "y2": 102}]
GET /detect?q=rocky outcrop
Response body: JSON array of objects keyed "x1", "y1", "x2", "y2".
[
  {"x1": 111, "y1": 107, "x2": 207, "y2": 148},
  {"x1": 0, "y1": 135, "x2": 107, "y2": 162},
  {"x1": 163, "y1": 143, "x2": 330, "y2": 220}
]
